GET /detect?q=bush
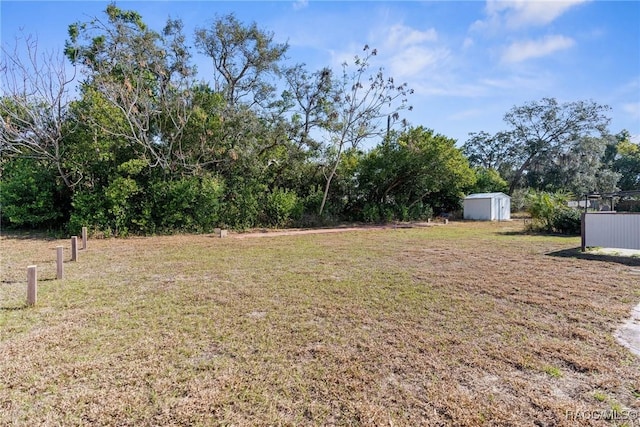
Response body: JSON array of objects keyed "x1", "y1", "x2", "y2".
[
  {"x1": 526, "y1": 190, "x2": 581, "y2": 235},
  {"x1": 0, "y1": 158, "x2": 66, "y2": 229},
  {"x1": 69, "y1": 190, "x2": 112, "y2": 236},
  {"x1": 219, "y1": 180, "x2": 266, "y2": 230},
  {"x1": 362, "y1": 203, "x2": 381, "y2": 223},
  {"x1": 105, "y1": 177, "x2": 141, "y2": 237},
  {"x1": 407, "y1": 202, "x2": 433, "y2": 221},
  {"x1": 265, "y1": 188, "x2": 301, "y2": 227},
  {"x1": 551, "y1": 208, "x2": 582, "y2": 235},
  {"x1": 151, "y1": 176, "x2": 224, "y2": 233}
]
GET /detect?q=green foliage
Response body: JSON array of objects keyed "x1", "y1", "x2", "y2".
[
  {"x1": 10, "y1": 5, "x2": 626, "y2": 236},
  {"x1": 219, "y1": 179, "x2": 266, "y2": 230},
  {"x1": 105, "y1": 177, "x2": 142, "y2": 236},
  {"x1": 526, "y1": 190, "x2": 581, "y2": 235},
  {"x1": 613, "y1": 135, "x2": 640, "y2": 191},
  {"x1": 69, "y1": 190, "x2": 111, "y2": 236},
  {"x1": 117, "y1": 159, "x2": 148, "y2": 176},
  {"x1": 194, "y1": 14, "x2": 288, "y2": 108},
  {"x1": 265, "y1": 188, "x2": 301, "y2": 227},
  {"x1": 551, "y1": 207, "x2": 582, "y2": 235},
  {"x1": 472, "y1": 167, "x2": 508, "y2": 194},
  {"x1": 465, "y1": 98, "x2": 615, "y2": 195},
  {"x1": 150, "y1": 176, "x2": 224, "y2": 233},
  {"x1": 0, "y1": 158, "x2": 66, "y2": 229},
  {"x1": 356, "y1": 127, "x2": 475, "y2": 221}
]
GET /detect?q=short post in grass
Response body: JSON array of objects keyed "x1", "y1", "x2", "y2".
[
  {"x1": 71, "y1": 236, "x2": 78, "y2": 262},
  {"x1": 214, "y1": 228, "x2": 228, "y2": 238},
  {"x1": 56, "y1": 246, "x2": 64, "y2": 280},
  {"x1": 27, "y1": 265, "x2": 37, "y2": 306},
  {"x1": 82, "y1": 227, "x2": 88, "y2": 250}
]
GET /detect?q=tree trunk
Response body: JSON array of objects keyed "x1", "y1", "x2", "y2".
[{"x1": 318, "y1": 145, "x2": 343, "y2": 216}]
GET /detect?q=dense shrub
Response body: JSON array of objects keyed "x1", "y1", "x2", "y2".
[
  {"x1": 526, "y1": 190, "x2": 581, "y2": 235},
  {"x1": 219, "y1": 179, "x2": 266, "y2": 230},
  {"x1": 69, "y1": 190, "x2": 112, "y2": 236},
  {"x1": 0, "y1": 158, "x2": 67, "y2": 229},
  {"x1": 151, "y1": 176, "x2": 224, "y2": 233},
  {"x1": 551, "y1": 208, "x2": 582, "y2": 235},
  {"x1": 265, "y1": 188, "x2": 301, "y2": 227}
]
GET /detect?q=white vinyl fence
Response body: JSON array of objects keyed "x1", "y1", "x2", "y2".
[{"x1": 582, "y1": 212, "x2": 640, "y2": 250}]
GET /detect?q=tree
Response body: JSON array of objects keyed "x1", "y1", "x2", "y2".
[
  {"x1": 471, "y1": 167, "x2": 508, "y2": 194},
  {"x1": 462, "y1": 131, "x2": 515, "y2": 173},
  {"x1": 503, "y1": 98, "x2": 611, "y2": 194},
  {"x1": 1, "y1": 34, "x2": 79, "y2": 190},
  {"x1": 283, "y1": 64, "x2": 333, "y2": 151},
  {"x1": 65, "y1": 4, "x2": 196, "y2": 171},
  {"x1": 357, "y1": 127, "x2": 475, "y2": 220},
  {"x1": 464, "y1": 98, "x2": 613, "y2": 195},
  {"x1": 613, "y1": 131, "x2": 640, "y2": 191},
  {"x1": 318, "y1": 45, "x2": 412, "y2": 215},
  {"x1": 194, "y1": 14, "x2": 288, "y2": 110},
  {"x1": 0, "y1": 158, "x2": 67, "y2": 228},
  {"x1": 535, "y1": 135, "x2": 620, "y2": 195}
]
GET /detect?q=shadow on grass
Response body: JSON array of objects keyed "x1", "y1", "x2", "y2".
[
  {"x1": 0, "y1": 304, "x2": 28, "y2": 311},
  {"x1": 546, "y1": 247, "x2": 640, "y2": 267},
  {"x1": 496, "y1": 230, "x2": 578, "y2": 238},
  {"x1": 0, "y1": 230, "x2": 63, "y2": 241}
]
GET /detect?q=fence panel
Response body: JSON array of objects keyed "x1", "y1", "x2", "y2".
[{"x1": 583, "y1": 212, "x2": 640, "y2": 250}]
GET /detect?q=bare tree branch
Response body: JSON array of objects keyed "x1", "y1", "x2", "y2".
[{"x1": 1, "y1": 33, "x2": 80, "y2": 189}]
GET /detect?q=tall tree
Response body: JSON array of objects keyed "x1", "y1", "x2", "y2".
[
  {"x1": 503, "y1": 97, "x2": 611, "y2": 194},
  {"x1": 464, "y1": 98, "x2": 613, "y2": 194},
  {"x1": 283, "y1": 64, "x2": 333, "y2": 153},
  {"x1": 194, "y1": 14, "x2": 288, "y2": 110},
  {"x1": 318, "y1": 45, "x2": 412, "y2": 215},
  {"x1": 462, "y1": 130, "x2": 515, "y2": 181},
  {"x1": 65, "y1": 4, "x2": 196, "y2": 171},
  {"x1": 530, "y1": 134, "x2": 620, "y2": 195}
]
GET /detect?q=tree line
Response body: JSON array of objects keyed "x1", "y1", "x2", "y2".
[{"x1": 1, "y1": 4, "x2": 639, "y2": 235}]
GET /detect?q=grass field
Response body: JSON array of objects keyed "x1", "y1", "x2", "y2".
[{"x1": 1, "y1": 221, "x2": 639, "y2": 426}]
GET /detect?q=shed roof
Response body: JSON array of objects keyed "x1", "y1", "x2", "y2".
[{"x1": 464, "y1": 192, "x2": 510, "y2": 200}]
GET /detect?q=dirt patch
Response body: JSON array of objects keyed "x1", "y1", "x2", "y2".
[
  {"x1": 616, "y1": 300, "x2": 640, "y2": 358},
  {"x1": 230, "y1": 221, "x2": 440, "y2": 239}
]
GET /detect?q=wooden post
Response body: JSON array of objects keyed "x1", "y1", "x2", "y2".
[
  {"x1": 56, "y1": 246, "x2": 64, "y2": 280},
  {"x1": 27, "y1": 265, "x2": 37, "y2": 306},
  {"x1": 213, "y1": 228, "x2": 228, "y2": 238},
  {"x1": 82, "y1": 227, "x2": 88, "y2": 250},
  {"x1": 71, "y1": 236, "x2": 78, "y2": 262}
]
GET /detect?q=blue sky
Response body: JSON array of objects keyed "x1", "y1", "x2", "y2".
[{"x1": 2, "y1": 0, "x2": 639, "y2": 145}]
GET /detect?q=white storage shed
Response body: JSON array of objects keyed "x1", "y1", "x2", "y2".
[{"x1": 463, "y1": 192, "x2": 511, "y2": 221}]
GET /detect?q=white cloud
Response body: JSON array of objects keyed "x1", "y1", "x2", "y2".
[
  {"x1": 384, "y1": 24, "x2": 437, "y2": 49},
  {"x1": 371, "y1": 23, "x2": 447, "y2": 80},
  {"x1": 622, "y1": 102, "x2": 640, "y2": 120},
  {"x1": 501, "y1": 35, "x2": 575, "y2": 63},
  {"x1": 387, "y1": 46, "x2": 451, "y2": 80},
  {"x1": 473, "y1": 0, "x2": 589, "y2": 32},
  {"x1": 292, "y1": 0, "x2": 308, "y2": 11}
]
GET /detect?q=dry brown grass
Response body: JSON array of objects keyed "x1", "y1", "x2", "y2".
[{"x1": 1, "y1": 221, "x2": 639, "y2": 426}]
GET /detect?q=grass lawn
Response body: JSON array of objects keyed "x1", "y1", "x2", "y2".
[{"x1": 1, "y1": 221, "x2": 639, "y2": 426}]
